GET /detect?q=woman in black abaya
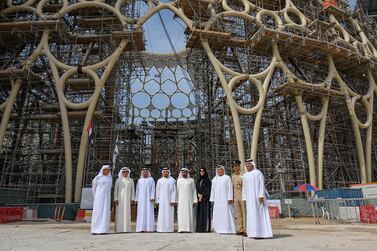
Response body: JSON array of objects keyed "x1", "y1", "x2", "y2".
[{"x1": 195, "y1": 167, "x2": 212, "y2": 232}]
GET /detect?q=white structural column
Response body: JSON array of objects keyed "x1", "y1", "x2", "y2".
[
  {"x1": 74, "y1": 40, "x2": 129, "y2": 202},
  {"x1": 0, "y1": 79, "x2": 22, "y2": 152},
  {"x1": 201, "y1": 40, "x2": 277, "y2": 170},
  {"x1": 201, "y1": 40, "x2": 246, "y2": 166}
]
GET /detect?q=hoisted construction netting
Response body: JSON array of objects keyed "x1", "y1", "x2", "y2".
[{"x1": 323, "y1": 0, "x2": 339, "y2": 8}]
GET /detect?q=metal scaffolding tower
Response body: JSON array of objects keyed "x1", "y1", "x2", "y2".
[{"x1": 0, "y1": 0, "x2": 376, "y2": 204}]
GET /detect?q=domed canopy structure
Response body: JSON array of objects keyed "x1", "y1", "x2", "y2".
[{"x1": 0, "y1": 0, "x2": 376, "y2": 204}]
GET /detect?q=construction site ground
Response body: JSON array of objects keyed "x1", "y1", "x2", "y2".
[{"x1": 0, "y1": 218, "x2": 376, "y2": 250}]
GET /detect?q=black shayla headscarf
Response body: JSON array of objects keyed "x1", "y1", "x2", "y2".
[{"x1": 198, "y1": 167, "x2": 210, "y2": 183}]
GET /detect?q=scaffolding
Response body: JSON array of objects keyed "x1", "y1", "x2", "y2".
[{"x1": 0, "y1": 0, "x2": 376, "y2": 204}]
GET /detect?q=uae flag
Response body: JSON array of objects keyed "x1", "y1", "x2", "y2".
[{"x1": 86, "y1": 120, "x2": 94, "y2": 144}]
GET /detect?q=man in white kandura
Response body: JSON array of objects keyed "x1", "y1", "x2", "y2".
[
  {"x1": 242, "y1": 159, "x2": 273, "y2": 239},
  {"x1": 114, "y1": 167, "x2": 135, "y2": 233},
  {"x1": 135, "y1": 168, "x2": 155, "y2": 232},
  {"x1": 177, "y1": 168, "x2": 197, "y2": 232},
  {"x1": 156, "y1": 167, "x2": 177, "y2": 232},
  {"x1": 91, "y1": 165, "x2": 112, "y2": 235},
  {"x1": 210, "y1": 164, "x2": 236, "y2": 234}
]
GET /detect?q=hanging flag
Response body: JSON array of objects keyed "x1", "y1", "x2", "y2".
[
  {"x1": 86, "y1": 120, "x2": 94, "y2": 144},
  {"x1": 112, "y1": 134, "x2": 119, "y2": 167}
]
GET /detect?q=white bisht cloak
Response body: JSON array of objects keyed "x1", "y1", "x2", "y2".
[
  {"x1": 177, "y1": 169, "x2": 197, "y2": 232},
  {"x1": 114, "y1": 167, "x2": 135, "y2": 233},
  {"x1": 210, "y1": 168, "x2": 236, "y2": 234},
  {"x1": 242, "y1": 162, "x2": 273, "y2": 238},
  {"x1": 91, "y1": 165, "x2": 112, "y2": 234},
  {"x1": 135, "y1": 171, "x2": 155, "y2": 232},
  {"x1": 156, "y1": 172, "x2": 177, "y2": 232}
]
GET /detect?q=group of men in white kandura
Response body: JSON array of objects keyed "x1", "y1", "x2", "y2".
[{"x1": 91, "y1": 159, "x2": 273, "y2": 239}]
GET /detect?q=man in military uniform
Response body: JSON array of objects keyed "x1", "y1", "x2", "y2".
[{"x1": 232, "y1": 160, "x2": 246, "y2": 235}]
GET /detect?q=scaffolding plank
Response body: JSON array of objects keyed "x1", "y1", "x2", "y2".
[
  {"x1": 112, "y1": 30, "x2": 145, "y2": 51},
  {"x1": 273, "y1": 82, "x2": 343, "y2": 96},
  {"x1": 0, "y1": 20, "x2": 62, "y2": 32},
  {"x1": 178, "y1": 0, "x2": 211, "y2": 20},
  {"x1": 66, "y1": 78, "x2": 95, "y2": 91},
  {"x1": 78, "y1": 17, "x2": 121, "y2": 28},
  {"x1": 187, "y1": 28, "x2": 247, "y2": 49},
  {"x1": 249, "y1": 27, "x2": 374, "y2": 71}
]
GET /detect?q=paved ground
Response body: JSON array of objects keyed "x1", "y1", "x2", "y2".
[{"x1": 1, "y1": 219, "x2": 377, "y2": 251}]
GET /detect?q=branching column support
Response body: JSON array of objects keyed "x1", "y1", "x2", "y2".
[
  {"x1": 41, "y1": 29, "x2": 129, "y2": 202},
  {"x1": 74, "y1": 39, "x2": 128, "y2": 202},
  {"x1": 201, "y1": 40, "x2": 246, "y2": 166},
  {"x1": 41, "y1": 30, "x2": 74, "y2": 203},
  {"x1": 0, "y1": 79, "x2": 22, "y2": 152},
  {"x1": 334, "y1": 63, "x2": 375, "y2": 184},
  {"x1": 285, "y1": 54, "x2": 334, "y2": 189},
  {"x1": 48, "y1": 58, "x2": 73, "y2": 203},
  {"x1": 250, "y1": 42, "x2": 279, "y2": 160},
  {"x1": 295, "y1": 96, "x2": 329, "y2": 188},
  {"x1": 202, "y1": 40, "x2": 278, "y2": 170}
]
